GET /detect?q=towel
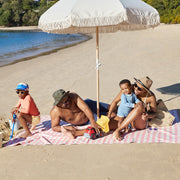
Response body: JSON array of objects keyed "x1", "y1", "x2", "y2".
[{"x1": 4, "y1": 110, "x2": 180, "y2": 147}]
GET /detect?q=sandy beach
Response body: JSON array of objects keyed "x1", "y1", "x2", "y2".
[
  {"x1": 0, "y1": 24, "x2": 180, "y2": 179},
  {"x1": 0, "y1": 26, "x2": 40, "y2": 31}
]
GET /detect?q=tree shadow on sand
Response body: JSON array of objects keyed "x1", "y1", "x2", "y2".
[{"x1": 156, "y1": 83, "x2": 180, "y2": 103}]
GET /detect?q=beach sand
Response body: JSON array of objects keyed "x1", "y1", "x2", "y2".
[
  {"x1": 0, "y1": 26, "x2": 39, "y2": 31},
  {"x1": 0, "y1": 24, "x2": 180, "y2": 179}
]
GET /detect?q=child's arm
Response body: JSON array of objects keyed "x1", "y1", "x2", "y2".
[
  {"x1": 10, "y1": 107, "x2": 19, "y2": 122},
  {"x1": 134, "y1": 94, "x2": 141, "y2": 104},
  {"x1": 11, "y1": 107, "x2": 19, "y2": 115},
  {"x1": 11, "y1": 99, "x2": 21, "y2": 116},
  {"x1": 121, "y1": 94, "x2": 135, "y2": 108},
  {"x1": 108, "y1": 91, "x2": 122, "y2": 118}
]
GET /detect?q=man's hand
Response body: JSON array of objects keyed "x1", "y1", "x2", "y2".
[
  {"x1": 61, "y1": 126, "x2": 76, "y2": 140},
  {"x1": 63, "y1": 126, "x2": 76, "y2": 132},
  {"x1": 91, "y1": 121, "x2": 101, "y2": 134}
]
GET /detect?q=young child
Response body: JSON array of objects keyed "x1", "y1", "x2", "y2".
[
  {"x1": 116, "y1": 79, "x2": 140, "y2": 132},
  {"x1": 11, "y1": 82, "x2": 40, "y2": 138}
]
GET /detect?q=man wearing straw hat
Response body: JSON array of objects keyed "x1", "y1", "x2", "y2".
[{"x1": 108, "y1": 76, "x2": 157, "y2": 140}]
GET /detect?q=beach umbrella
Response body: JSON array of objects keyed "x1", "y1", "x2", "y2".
[{"x1": 38, "y1": 0, "x2": 160, "y2": 119}]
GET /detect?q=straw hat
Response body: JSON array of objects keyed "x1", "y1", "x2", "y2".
[{"x1": 134, "y1": 76, "x2": 153, "y2": 94}]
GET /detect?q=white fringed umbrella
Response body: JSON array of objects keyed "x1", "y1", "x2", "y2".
[{"x1": 38, "y1": 0, "x2": 160, "y2": 118}]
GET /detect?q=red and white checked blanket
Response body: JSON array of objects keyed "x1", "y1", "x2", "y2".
[{"x1": 5, "y1": 110, "x2": 180, "y2": 146}]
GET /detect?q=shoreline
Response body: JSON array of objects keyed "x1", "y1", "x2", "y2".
[
  {"x1": 0, "y1": 34, "x2": 92, "y2": 68},
  {"x1": 0, "y1": 29, "x2": 92, "y2": 67},
  {"x1": 0, "y1": 26, "x2": 40, "y2": 31}
]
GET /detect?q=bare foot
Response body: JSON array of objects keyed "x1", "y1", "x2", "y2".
[
  {"x1": 125, "y1": 127, "x2": 129, "y2": 133},
  {"x1": 61, "y1": 126, "x2": 75, "y2": 140},
  {"x1": 19, "y1": 131, "x2": 32, "y2": 138},
  {"x1": 113, "y1": 130, "x2": 123, "y2": 141}
]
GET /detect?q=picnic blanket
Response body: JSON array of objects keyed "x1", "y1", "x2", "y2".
[{"x1": 4, "y1": 109, "x2": 180, "y2": 147}]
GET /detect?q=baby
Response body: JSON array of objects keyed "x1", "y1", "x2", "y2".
[
  {"x1": 11, "y1": 82, "x2": 40, "y2": 138},
  {"x1": 117, "y1": 79, "x2": 140, "y2": 132}
]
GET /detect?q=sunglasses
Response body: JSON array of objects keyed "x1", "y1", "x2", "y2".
[
  {"x1": 16, "y1": 91, "x2": 25, "y2": 94},
  {"x1": 134, "y1": 83, "x2": 142, "y2": 91}
]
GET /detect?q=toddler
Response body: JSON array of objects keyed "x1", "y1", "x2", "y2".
[{"x1": 117, "y1": 79, "x2": 140, "y2": 132}]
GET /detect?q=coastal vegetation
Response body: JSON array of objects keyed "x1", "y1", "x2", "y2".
[
  {"x1": 0, "y1": 0, "x2": 179, "y2": 26},
  {"x1": 0, "y1": 0, "x2": 58, "y2": 26},
  {"x1": 143, "y1": 0, "x2": 180, "y2": 23}
]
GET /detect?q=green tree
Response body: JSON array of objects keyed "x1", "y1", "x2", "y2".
[
  {"x1": 0, "y1": 1, "x2": 12, "y2": 26},
  {"x1": 22, "y1": 10, "x2": 38, "y2": 26},
  {"x1": 23, "y1": 0, "x2": 33, "y2": 11},
  {"x1": 143, "y1": 0, "x2": 180, "y2": 24},
  {"x1": 0, "y1": 10, "x2": 11, "y2": 26},
  {"x1": 0, "y1": 0, "x2": 59, "y2": 26},
  {"x1": 11, "y1": 0, "x2": 23, "y2": 26}
]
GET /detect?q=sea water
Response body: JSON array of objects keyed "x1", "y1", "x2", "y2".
[{"x1": 0, "y1": 31, "x2": 89, "y2": 66}]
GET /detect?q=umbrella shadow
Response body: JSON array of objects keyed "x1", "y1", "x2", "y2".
[
  {"x1": 37, "y1": 120, "x2": 52, "y2": 131},
  {"x1": 4, "y1": 137, "x2": 26, "y2": 147},
  {"x1": 156, "y1": 83, "x2": 180, "y2": 102}
]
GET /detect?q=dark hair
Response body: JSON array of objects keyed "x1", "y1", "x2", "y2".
[{"x1": 119, "y1": 79, "x2": 131, "y2": 87}]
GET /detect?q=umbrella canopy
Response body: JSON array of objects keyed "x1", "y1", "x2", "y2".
[
  {"x1": 39, "y1": 0, "x2": 159, "y2": 33},
  {"x1": 38, "y1": 0, "x2": 160, "y2": 118}
]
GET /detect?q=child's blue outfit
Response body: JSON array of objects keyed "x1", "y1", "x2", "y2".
[{"x1": 117, "y1": 93, "x2": 140, "y2": 117}]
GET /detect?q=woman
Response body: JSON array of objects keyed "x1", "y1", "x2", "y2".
[{"x1": 108, "y1": 76, "x2": 157, "y2": 140}]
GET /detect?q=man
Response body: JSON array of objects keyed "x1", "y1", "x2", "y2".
[{"x1": 50, "y1": 89, "x2": 102, "y2": 139}]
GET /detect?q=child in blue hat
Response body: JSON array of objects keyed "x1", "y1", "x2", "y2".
[{"x1": 11, "y1": 82, "x2": 40, "y2": 138}]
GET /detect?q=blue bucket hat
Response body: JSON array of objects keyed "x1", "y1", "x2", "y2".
[{"x1": 16, "y1": 82, "x2": 29, "y2": 91}]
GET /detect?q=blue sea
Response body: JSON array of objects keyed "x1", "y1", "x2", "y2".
[{"x1": 0, "y1": 31, "x2": 89, "y2": 66}]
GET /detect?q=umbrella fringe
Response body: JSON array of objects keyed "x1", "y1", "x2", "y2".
[{"x1": 39, "y1": 14, "x2": 160, "y2": 34}]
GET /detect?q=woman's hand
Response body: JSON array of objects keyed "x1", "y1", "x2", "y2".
[
  {"x1": 142, "y1": 112, "x2": 148, "y2": 121},
  {"x1": 107, "y1": 112, "x2": 117, "y2": 120},
  {"x1": 107, "y1": 112, "x2": 111, "y2": 119}
]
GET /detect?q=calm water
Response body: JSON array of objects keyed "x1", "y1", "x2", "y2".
[{"x1": 0, "y1": 31, "x2": 89, "y2": 66}]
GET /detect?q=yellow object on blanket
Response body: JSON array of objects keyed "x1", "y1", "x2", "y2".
[
  {"x1": 97, "y1": 115, "x2": 110, "y2": 133},
  {"x1": 32, "y1": 115, "x2": 40, "y2": 125}
]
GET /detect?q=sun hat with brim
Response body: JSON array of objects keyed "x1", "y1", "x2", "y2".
[
  {"x1": 53, "y1": 89, "x2": 70, "y2": 106},
  {"x1": 134, "y1": 76, "x2": 153, "y2": 94},
  {"x1": 16, "y1": 82, "x2": 29, "y2": 91}
]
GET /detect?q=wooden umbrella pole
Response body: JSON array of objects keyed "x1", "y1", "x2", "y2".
[{"x1": 96, "y1": 27, "x2": 100, "y2": 119}]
